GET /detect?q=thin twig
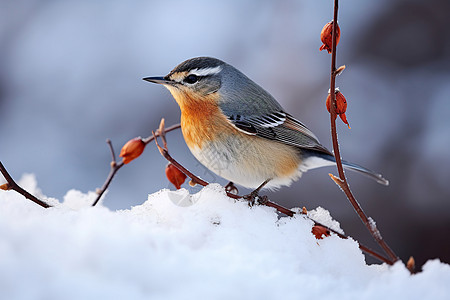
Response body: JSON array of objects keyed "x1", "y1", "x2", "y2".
[
  {"x1": 152, "y1": 119, "x2": 392, "y2": 264},
  {"x1": 0, "y1": 161, "x2": 51, "y2": 208},
  {"x1": 328, "y1": 0, "x2": 398, "y2": 263},
  {"x1": 92, "y1": 123, "x2": 181, "y2": 206},
  {"x1": 143, "y1": 123, "x2": 181, "y2": 146},
  {"x1": 92, "y1": 139, "x2": 124, "y2": 206},
  {"x1": 107, "y1": 139, "x2": 116, "y2": 162},
  {"x1": 153, "y1": 130, "x2": 209, "y2": 187}
]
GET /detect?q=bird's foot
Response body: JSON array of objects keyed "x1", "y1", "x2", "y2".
[
  {"x1": 243, "y1": 179, "x2": 271, "y2": 207},
  {"x1": 243, "y1": 193, "x2": 269, "y2": 207},
  {"x1": 243, "y1": 189, "x2": 259, "y2": 206},
  {"x1": 224, "y1": 181, "x2": 239, "y2": 195}
]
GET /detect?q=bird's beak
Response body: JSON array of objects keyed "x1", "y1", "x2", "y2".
[{"x1": 143, "y1": 76, "x2": 173, "y2": 85}]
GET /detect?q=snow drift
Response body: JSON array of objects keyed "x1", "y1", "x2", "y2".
[{"x1": 0, "y1": 174, "x2": 449, "y2": 299}]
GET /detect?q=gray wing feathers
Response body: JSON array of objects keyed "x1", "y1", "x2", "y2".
[
  {"x1": 218, "y1": 63, "x2": 331, "y2": 155},
  {"x1": 224, "y1": 109, "x2": 331, "y2": 155}
]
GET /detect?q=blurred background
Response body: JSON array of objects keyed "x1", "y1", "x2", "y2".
[{"x1": 1, "y1": 0, "x2": 449, "y2": 268}]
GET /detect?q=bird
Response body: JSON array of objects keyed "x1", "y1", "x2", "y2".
[{"x1": 143, "y1": 57, "x2": 388, "y2": 192}]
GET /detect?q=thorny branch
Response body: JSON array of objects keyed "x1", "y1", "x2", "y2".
[
  {"x1": 153, "y1": 118, "x2": 392, "y2": 264},
  {"x1": 327, "y1": 0, "x2": 398, "y2": 263}
]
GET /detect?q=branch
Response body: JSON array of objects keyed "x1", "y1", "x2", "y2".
[
  {"x1": 327, "y1": 0, "x2": 398, "y2": 263},
  {"x1": 92, "y1": 123, "x2": 181, "y2": 206},
  {"x1": 152, "y1": 119, "x2": 393, "y2": 264},
  {"x1": 0, "y1": 161, "x2": 51, "y2": 208},
  {"x1": 92, "y1": 140, "x2": 124, "y2": 206},
  {"x1": 152, "y1": 120, "x2": 208, "y2": 188}
]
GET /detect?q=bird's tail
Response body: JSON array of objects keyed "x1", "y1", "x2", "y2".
[
  {"x1": 340, "y1": 159, "x2": 389, "y2": 186},
  {"x1": 302, "y1": 151, "x2": 389, "y2": 186}
]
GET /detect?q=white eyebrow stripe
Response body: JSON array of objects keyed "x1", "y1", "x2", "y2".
[{"x1": 188, "y1": 66, "x2": 223, "y2": 77}]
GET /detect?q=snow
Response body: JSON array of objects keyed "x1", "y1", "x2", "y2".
[
  {"x1": 1, "y1": 175, "x2": 449, "y2": 300},
  {"x1": 368, "y1": 216, "x2": 382, "y2": 240}
]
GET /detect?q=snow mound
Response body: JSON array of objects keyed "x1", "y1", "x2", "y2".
[{"x1": 0, "y1": 175, "x2": 449, "y2": 299}]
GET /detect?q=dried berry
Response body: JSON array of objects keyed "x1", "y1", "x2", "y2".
[
  {"x1": 406, "y1": 256, "x2": 416, "y2": 274},
  {"x1": 119, "y1": 137, "x2": 146, "y2": 164},
  {"x1": 165, "y1": 163, "x2": 187, "y2": 189},
  {"x1": 320, "y1": 21, "x2": 340, "y2": 54},
  {"x1": 0, "y1": 183, "x2": 11, "y2": 191},
  {"x1": 326, "y1": 89, "x2": 350, "y2": 129}
]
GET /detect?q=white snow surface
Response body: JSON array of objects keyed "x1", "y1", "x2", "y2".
[{"x1": 0, "y1": 175, "x2": 449, "y2": 300}]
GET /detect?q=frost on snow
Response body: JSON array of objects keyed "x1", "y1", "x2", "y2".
[{"x1": 0, "y1": 174, "x2": 449, "y2": 300}]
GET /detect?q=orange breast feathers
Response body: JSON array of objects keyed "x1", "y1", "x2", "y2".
[{"x1": 169, "y1": 89, "x2": 236, "y2": 150}]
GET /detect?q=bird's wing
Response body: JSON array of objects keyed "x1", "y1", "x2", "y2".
[{"x1": 224, "y1": 109, "x2": 332, "y2": 155}]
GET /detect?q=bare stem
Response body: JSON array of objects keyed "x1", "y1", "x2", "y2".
[
  {"x1": 107, "y1": 139, "x2": 116, "y2": 162},
  {"x1": 92, "y1": 123, "x2": 182, "y2": 206},
  {"x1": 92, "y1": 162, "x2": 124, "y2": 207},
  {"x1": 152, "y1": 120, "x2": 208, "y2": 187},
  {"x1": 0, "y1": 161, "x2": 51, "y2": 208},
  {"x1": 328, "y1": 0, "x2": 398, "y2": 263},
  {"x1": 143, "y1": 123, "x2": 181, "y2": 146}
]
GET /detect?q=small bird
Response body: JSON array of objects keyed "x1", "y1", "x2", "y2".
[{"x1": 144, "y1": 57, "x2": 388, "y2": 191}]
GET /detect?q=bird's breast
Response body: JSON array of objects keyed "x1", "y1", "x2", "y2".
[
  {"x1": 179, "y1": 96, "x2": 233, "y2": 150},
  {"x1": 182, "y1": 113, "x2": 303, "y2": 188}
]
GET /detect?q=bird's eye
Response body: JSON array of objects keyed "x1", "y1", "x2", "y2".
[{"x1": 184, "y1": 74, "x2": 199, "y2": 84}]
